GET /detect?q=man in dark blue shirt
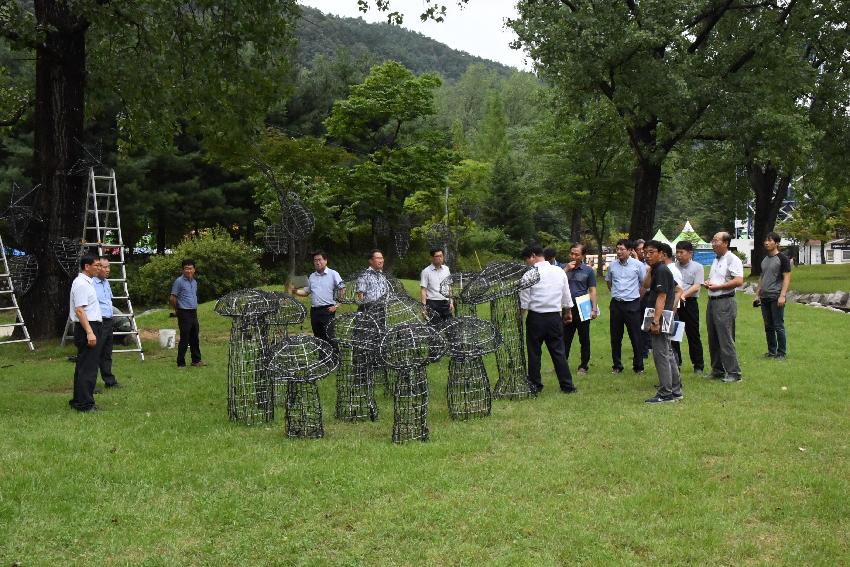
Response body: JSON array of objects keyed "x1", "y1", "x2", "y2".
[
  {"x1": 170, "y1": 258, "x2": 204, "y2": 368},
  {"x1": 564, "y1": 243, "x2": 598, "y2": 375}
]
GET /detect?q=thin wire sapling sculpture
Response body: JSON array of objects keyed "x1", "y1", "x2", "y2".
[
  {"x1": 51, "y1": 237, "x2": 85, "y2": 278},
  {"x1": 1, "y1": 182, "x2": 42, "y2": 243},
  {"x1": 439, "y1": 271, "x2": 480, "y2": 318},
  {"x1": 440, "y1": 316, "x2": 501, "y2": 420},
  {"x1": 262, "y1": 223, "x2": 288, "y2": 255},
  {"x1": 269, "y1": 335, "x2": 338, "y2": 439},
  {"x1": 461, "y1": 261, "x2": 540, "y2": 400},
  {"x1": 380, "y1": 322, "x2": 446, "y2": 443},
  {"x1": 326, "y1": 311, "x2": 382, "y2": 422},
  {"x1": 215, "y1": 289, "x2": 278, "y2": 425}
]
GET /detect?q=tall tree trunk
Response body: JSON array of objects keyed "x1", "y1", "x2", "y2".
[
  {"x1": 628, "y1": 160, "x2": 663, "y2": 241},
  {"x1": 820, "y1": 240, "x2": 826, "y2": 264},
  {"x1": 747, "y1": 161, "x2": 791, "y2": 277},
  {"x1": 20, "y1": 2, "x2": 89, "y2": 339},
  {"x1": 570, "y1": 207, "x2": 582, "y2": 244}
]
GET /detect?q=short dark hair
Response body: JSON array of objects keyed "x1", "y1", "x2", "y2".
[
  {"x1": 659, "y1": 243, "x2": 673, "y2": 258},
  {"x1": 644, "y1": 240, "x2": 662, "y2": 252},
  {"x1": 675, "y1": 240, "x2": 693, "y2": 252},
  {"x1": 616, "y1": 238, "x2": 633, "y2": 250},
  {"x1": 97, "y1": 255, "x2": 109, "y2": 262},
  {"x1": 311, "y1": 250, "x2": 328, "y2": 260},
  {"x1": 80, "y1": 254, "x2": 97, "y2": 270},
  {"x1": 766, "y1": 232, "x2": 781, "y2": 244},
  {"x1": 181, "y1": 258, "x2": 195, "y2": 268},
  {"x1": 367, "y1": 249, "x2": 383, "y2": 260},
  {"x1": 570, "y1": 243, "x2": 586, "y2": 256},
  {"x1": 429, "y1": 247, "x2": 444, "y2": 257},
  {"x1": 543, "y1": 247, "x2": 557, "y2": 261},
  {"x1": 520, "y1": 245, "x2": 544, "y2": 259}
]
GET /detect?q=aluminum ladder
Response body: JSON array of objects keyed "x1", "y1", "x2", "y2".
[{"x1": 0, "y1": 234, "x2": 35, "y2": 351}]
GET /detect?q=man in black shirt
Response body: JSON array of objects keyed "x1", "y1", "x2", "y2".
[{"x1": 643, "y1": 241, "x2": 683, "y2": 404}]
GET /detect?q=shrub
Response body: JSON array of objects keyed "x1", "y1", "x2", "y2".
[{"x1": 132, "y1": 229, "x2": 264, "y2": 306}]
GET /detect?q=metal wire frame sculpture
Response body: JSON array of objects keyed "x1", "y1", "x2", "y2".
[
  {"x1": 262, "y1": 223, "x2": 289, "y2": 255},
  {"x1": 439, "y1": 271, "x2": 480, "y2": 318},
  {"x1": 262, "y1": 291, "x2": 307, "y2": 406},
  {"x1": 215, "y1": 289, "x2": 278, "y2": 425},
  {"x1": 269, "y1": 335, "x2": 338, "y2": 439},
  {"x1": 326, "y1": 311, "x2": 382, "y2": 422},
  {"x1": 427, "y1": 222, "x2": 457, "y2": 271},
  {"x1": 50, "y1": 237, "x2": 85, "y2": 278},
  {"x1": 461, "y1": 262, "x2": 540, "y2": 400},
  {"x1": 380, "y1": 322, "x2": 446, "y2": 444},
  {"x1": 440, "y1": 316, "x2": 501, "y2": 420},
  {"x1": 280, "y1": 192, "x2": 315, "y2": 242},
  {"x1": 1, "y1": 254, "x2": 38, "y2": 297},
  {"x1": 1, "y1": 182, "x2": 42, "y2": 243},
  {"x1": 67, "y1": 138, "x2": 105, "y2": 176}
]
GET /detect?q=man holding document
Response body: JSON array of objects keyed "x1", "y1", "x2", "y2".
[
  {"x1": 643, "y1": 240, "x2": 683, "y2": 404},
  {"x1": 564, "y1": 244, "x2": 598, "y2": 375}
]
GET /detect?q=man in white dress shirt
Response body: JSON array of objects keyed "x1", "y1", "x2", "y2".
[
  {"x1": 419, "y1": 247, "x2": 453, "y2": 321},
  {"x1": 520, "y1": 245, "x2": 576, "y2": 394},
  {"x1": 69, "y1": 254, "x2": 104, "y2": 412}
]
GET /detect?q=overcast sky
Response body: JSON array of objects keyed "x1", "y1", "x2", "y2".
[{"x1": 298, "y1": 1, "x2": 531, "y2": 70}]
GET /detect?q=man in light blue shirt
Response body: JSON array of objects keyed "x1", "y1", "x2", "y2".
[
  {"x1": 293, "y1": 250, "x2": 344, "y2": 343},
  {"x1": 605, "y1": 239, "x2": 647, "y2": 374},
  {"x1": 93, "y1": 257, "x2": 119, "y2": 388},
  {"x1": 170, "y1": 259, "x2": 203, "y2": 368}
]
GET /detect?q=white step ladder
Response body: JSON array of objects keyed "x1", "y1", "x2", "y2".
[
  {"x1": 0, "y1": 234, "x2": 35, "y2": 351},
  {"x1": 60, "y1": 168, "x2": 144, "y2": 360}
]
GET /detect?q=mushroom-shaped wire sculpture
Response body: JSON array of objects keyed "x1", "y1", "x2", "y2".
[
  {"x1": 439, "y1": 271, "x2": 480, "y2": 318},
  {"x1": 215, "y1": 289, "x2": 278, "y2": 425},
  {"x1": 461, "y1": 262, "x2": 541, "y2": 401},
  {"x1": 51, "y1": 237, "x2": 84, "y2": 279},
  {"x1": 261, "y1": 290, "x2": 308, "y2": 406},
  {"x1": 326, "y1": 311, "x2": 382, "y2": 422},
  {"x1": 269, "y1": 335, "x2": 338, "y2": 439},
  {"x1": 2, "y1": 254, "x2": 38, "y2": 297},
  {"x1": 336, "y1": 269, "x2": 391, "y2": 306},
  {"x1": 380, "y1": 322, "x2": 447, "y2": 443},
  {"x1": 280, "y1": 192, "x2": 315, "y2": 242},
  {"x1": 440, "y1": 317, "x2": 501, "y2": 420}
]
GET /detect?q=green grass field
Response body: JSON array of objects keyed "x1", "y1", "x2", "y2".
[
  {"x1": 1, "y1": 281, "x2": 849, "y2": 565},
  {"x1": 762, "y1": 263, "x2": 850, "y2": 294}
]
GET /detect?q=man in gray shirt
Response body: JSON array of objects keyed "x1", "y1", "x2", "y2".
[
  {"x1": 755, "y1": 232, "x2": 791, "y2": 359},
  {"x1": 673, "y1": 241, "x2": 705, "y2": 374}
]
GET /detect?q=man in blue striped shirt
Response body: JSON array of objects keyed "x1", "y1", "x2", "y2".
[{"x1": 93, "y1": 257, "x2": 119, "y2": 388}]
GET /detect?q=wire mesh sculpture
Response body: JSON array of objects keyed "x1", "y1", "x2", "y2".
[
  {"x1": 67, "y1": 138, "x2": 105, "y2": 176},
  {"x1": 1, "y1": 182, "x2": 42, "y2": 243},
  {"x1": 3, "y1": 254, "x2": 38, "y2": 296},
  {"x1": 441, "y1": 316, "x2": 501, "y2": 420},
  {"x1": 440, "y1": 271, "x2": 480, "y2": 318},
  {"x1": 215, "y1": 289, "x2": 278, "y2": 425},
  {"x1": 327, "y1": 311, "x2": 382, "y2": 422},
  {"x1": 393, "y1": 215, "x2": 411, "y2": 258},
  {"x1": 461, "y1": 262, "x2": 540, "y2": 400},
  {"x1": 337, "y1": 269, "x2": 392, "y2": 307},
  {"x1": 380, "y1": 322, "x2": 446, "y2": 444},
  {"x1": 262, "y1": 223, "x2": 288, "y2": 255},
  {"x1": 51, "y1": 237, "x2": 84, "y2": 278},
  {"x1": 262, "y1": 290, "x2": 307, "y2": 406},
  {"x1": 269, "y1": 335, "x2": 338, "y2": 439},
  {"x1": 280, "y1": 192, "x2": 315, "y2": 242}
]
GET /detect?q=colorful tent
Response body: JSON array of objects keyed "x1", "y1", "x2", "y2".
[
  {"x1": 671, "y1": 220, "x2": 711, "y2": 249},
  {"x1": 651, "y1": 229, "x2": 671, "y2": 244}
]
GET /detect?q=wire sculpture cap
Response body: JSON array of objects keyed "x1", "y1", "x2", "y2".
[
  {"x1": 3, "y1": 254, "x2": 38, "y2": 297},
  {"x1": 280, "y1": 193, "x2": 315, "y2": 241},
  {"x1": 440, "y1": 316, "x2": 502, "y2": 359},
  {"x1": 326, "y1": 311, "x2": 382, "y2": 349},
  {"x1": 379, "y1": 322, "x2": 447, "y2": 369},
  {"x1": 50, "y1": 237, "x2": 85, "y2": 278},
  {"x1": 1, "y1": 182, "x2": 42, "y2": 243},
  {"x1": 337, "y1": 269, "x2": 391, "y2": 305},
  {"x1": 262, "y1": 223, "x2": 288, "y2": 255},
  {"x1": 439, "y1": 271, "x2": 479, "y2": 298},
  {"x1": 270, "y1": 335, "x2": 338, "y2": 382},
  {"x1": 369, "y1": 294, "x2": 442, "y2": 328},
  {"x1": 263, "y1": 290, "x2": 307, "y2": 326},
  {"x1": 214, "y1": 288, "x2": 278, "y2": 318},
  {"x1": 460, "y1": 261, "x2": 540, "y2": 304}
]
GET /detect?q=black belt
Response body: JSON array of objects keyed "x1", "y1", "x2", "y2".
[
  {"x1": 102, "y1": 317, "x2": 112, "y2": 321},
  {"x1": 612, "y1": 298, "x2": 639, "y2": 303},
  {"x1": 426, "y1": 299, "x2": 449, "y2": 303},
  {"x1": 76, "y1": 321, "x2": 102, "y2": 327},
  {"x1": 311, "y1": 305, "x2": 334, "y2": 310},
  {"x1": 709, "y1": 293, "x2": 735, "y2": 300}
]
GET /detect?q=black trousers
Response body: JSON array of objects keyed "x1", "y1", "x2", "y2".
[
  {"x1": 426, "y1": 299, "x2": 452, "y2": 322},
  {"x1": 176, "y1": 308, "x2": 201, "y2": 366},
  {"x1": 98, "y1": 317, "x2": 117, "y2": 386},
  {"x1": 609, "y1": 299, "x2": 644, "y2": 371},
  {"x1": 526, "y1": 311, "x2": 574, "y2": 392},
  {"x1": 672, "y1": 297, "x2": 704, "y2": 370},
  {"x1": 70, "y1": 321, "x2": 103, "y2": 411},
  {"x1": 310, "y1": 306, "x2": 335, "y2": 344},
  {"x1": 563, "y1": 305, "x2": 591, "y2": 370}
]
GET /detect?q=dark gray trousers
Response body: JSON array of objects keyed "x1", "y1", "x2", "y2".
[
  {"x1": 98, "y1": 317, "x2": 117, "y2": 386},
  {"x1": 706, "y1": 296, "x2": 741, "y2": 378},
  {"x1": 651, "y1": 332, "x2": 681, "y2": 397}
]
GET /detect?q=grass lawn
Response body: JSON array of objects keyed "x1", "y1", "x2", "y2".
[
  {"x1": 1, "y1": 280, "x2": 849, "y2": 565},
  {"x1": 753, "y1": 263, "x2": 850, "y2": 295}
]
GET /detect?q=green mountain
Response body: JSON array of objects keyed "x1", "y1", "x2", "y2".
[{"x1": 295, "y1": 6, "x2": 515, "y2": 80}]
